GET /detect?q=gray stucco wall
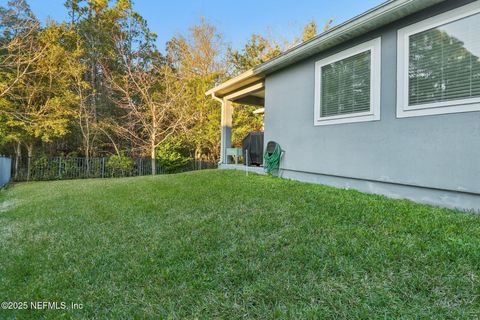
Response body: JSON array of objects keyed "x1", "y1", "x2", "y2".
[
  {"x1": 263, "y1": 0, "x2": 480, "y2": 210},
  {"x1": 0, "y1": 157, "x2": 12, "y2": 188}
]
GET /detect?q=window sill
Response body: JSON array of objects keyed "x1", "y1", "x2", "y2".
[
  {"x1": 314, "y1": 113, "x2": 380, "y2": 126},
  {"x1": 397, "y1": 101, "x2": 480, "y2": 118}
]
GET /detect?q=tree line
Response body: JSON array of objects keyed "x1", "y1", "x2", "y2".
[{"x1": 0, "y1": 0, "x2": 332, "y2": 174}]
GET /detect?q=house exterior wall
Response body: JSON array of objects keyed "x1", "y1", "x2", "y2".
[
  {"x1": 263, "y1": 0, "x2": 480, "y2": 211},
  {"x1": 0, "y1": 157, "x2": 12, "y2": 188}
]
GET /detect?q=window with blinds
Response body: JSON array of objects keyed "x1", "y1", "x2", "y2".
[
  {"x1": 408, "y1": 12, "x2": 480, "y2": 106},
  {"x1": 320, "y1": 51, "x2": 371, "y2": 117},
  {"x1": 314, "y1": 37, "x2": 380, "y2": 125}
]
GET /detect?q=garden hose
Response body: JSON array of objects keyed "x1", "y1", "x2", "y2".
[{"x1": 263, "y1": 142, "x2": 281, "y2": 174}]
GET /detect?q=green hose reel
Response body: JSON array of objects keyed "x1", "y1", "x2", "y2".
[{"x1": 263, "y1": 141, "x2": 282, "y2": 175}]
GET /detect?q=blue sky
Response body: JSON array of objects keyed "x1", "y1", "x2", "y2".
[{"x1": 4, "y1": 0, "x2": 384, "y2": 51}]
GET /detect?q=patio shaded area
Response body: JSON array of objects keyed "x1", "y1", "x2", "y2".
[{"x1": 206, "y1": 70, "x2": 266, "y2": 167}]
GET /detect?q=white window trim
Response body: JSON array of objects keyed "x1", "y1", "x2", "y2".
[
  {"x1": 397, "y1": 1, "x2": 480, "y2": 118},
  {"x1": 314, "y1": 37, "x2": 381, "y2": 126}
]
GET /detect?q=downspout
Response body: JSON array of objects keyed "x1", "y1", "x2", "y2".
[
  {"x1": 211, "y1": 93, "x2": 225, "y2": 164},
  {"x1": 210, "y1": 92, "x2": 223, "y2": 105}
]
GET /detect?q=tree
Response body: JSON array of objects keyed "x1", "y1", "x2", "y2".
[
  {"x1": 64, "y1": 0, "x2": 138, "y2": 158},
  {"x1": 227, "y1": 34, "x2": 281, "y2": 74},
  {"x1": 232, "y1": 106, "x2": 263, "y2": 147},
  {"x1": 106, "y1": 62, "x2": 188, "y2": 174},
  {"x1": 166, "y1": 19, "x2": 227, "y2": 162},
  {"x1": 0, "y1": 0, "x2": 35, "y2": 161},
  {"x1": 0, "y1": 0, "x2": 42, "y2": 99},
  {"x1": 323, "y1": 18, "x2": 335, "y2": 32},
  {"x1": 224, "y1": 33, "x2": 283, "y2": 152},
  {"x1": 0, "y1": 0, "x2": 336, "y2": 170},
  {"x1": 104, "y1": 5, "x2": 187, "y2": 174},
  {"x1": 0, "y1": 22, "x2": 82, "y2": 179},
  {"x1": 302, "y1": 20, "x2": 317, "y2": 42}
]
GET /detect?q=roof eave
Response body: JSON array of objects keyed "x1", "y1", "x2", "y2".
[
  {"x1": 205, "y1": 69, "x2": 264, "y2": 98},
  {"x1": 206, "y1": 0, "x2": 447, "y2": 98},
  {"x1": 253, "y1": 0, "x2": 446, "y2": 75}
]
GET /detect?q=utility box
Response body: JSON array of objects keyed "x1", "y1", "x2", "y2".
[{"x1": 242, "y1": 132, "x2": 264, "y2": 166}]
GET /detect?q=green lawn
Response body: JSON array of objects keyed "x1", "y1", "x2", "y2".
[{"x1": 0, "y1": 170, "x2": 479, "y2": 319}]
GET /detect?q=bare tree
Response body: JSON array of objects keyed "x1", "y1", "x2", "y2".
[
  {"x1": 73, "y1": 69, "x2": 98, "y2": 174},
  {"x1": 0, "y1": 15, "x2": 44, "y2": 99},
  {"x1": 104, "y1": 34, "x2": 188, "y2": 174}
]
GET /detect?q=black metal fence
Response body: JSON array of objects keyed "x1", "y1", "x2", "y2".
[{"x1": 10, "y1": 157, "x2": 217, "y2": 182}]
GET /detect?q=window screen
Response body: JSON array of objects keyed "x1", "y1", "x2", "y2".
[
  {"x1": 320, "y1": 50, "x2": 371, "y2": 117},
  {"x1": 408, "y1": 13, "x2": 480, "y2": 106}
]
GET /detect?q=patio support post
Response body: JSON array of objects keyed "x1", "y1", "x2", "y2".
[{"x1": 220, "y1": 98, "x2": 233, "y2": 164}]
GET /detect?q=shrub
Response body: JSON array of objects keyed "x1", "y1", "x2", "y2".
[
  {"x1": 156, "y1": 139, "x2": 192, "y2": 173},
  {"x1": 106, "y1": 153, "x2": 133, "y2": 177}
]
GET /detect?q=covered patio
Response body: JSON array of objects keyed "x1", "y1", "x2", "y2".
[{"x1": 206, "y1": 70, "x2": 266, "y2": 167}]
